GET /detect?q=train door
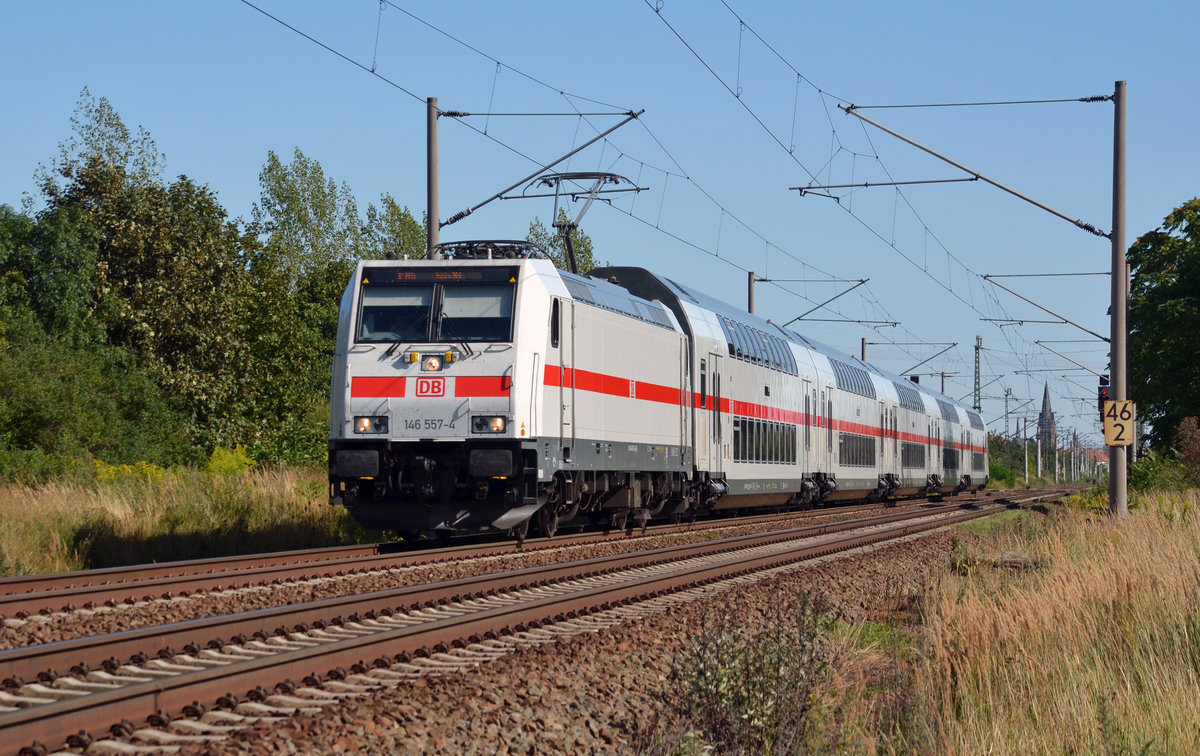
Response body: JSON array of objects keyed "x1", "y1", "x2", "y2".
[
  {"x1": 823, "y1": 386, "x2": 834, "y2": 472},
  {"x1": 551, "y1": 298, "x2": 575, "y2": 449},
  {"x1": 698, "y1": 351, "x2": 725, "y2": 476},
  {"x1": 802, "y1": 379, "x2": 813, "y2": 474},
  {"x1": 879, "y1": 402, "x2": 886, "y2": 471},
  {"x1": 694, "y1": 356, "x2": 710, "y2": 471},
  {"x1": 891, "y1": 408, "x2": 899, "y2": 474}
]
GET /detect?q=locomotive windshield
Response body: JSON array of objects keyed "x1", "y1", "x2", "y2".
[{"x1": 356, "y1": 279, "x2": 516, "y2": 344}]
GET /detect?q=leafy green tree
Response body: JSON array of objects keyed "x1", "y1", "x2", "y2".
[
  {"x1": 36, "y1": 90, "x2": 260, "y2": 453},
  {"x1": 247, "y1": 148, "x2": 375, "y2": 462},
  {"x1": 251, "y1": 148, "x2": 364, "y2": 286},
  {"x1": 364, "y1": 193, "x2": 426, "y2": 260},
  {"x1": 1128, "y1": 198, "x2": 1200, "y2": 448},
  {"x1": 526, "y1": 209, "x2": 604, "y2": 274}
]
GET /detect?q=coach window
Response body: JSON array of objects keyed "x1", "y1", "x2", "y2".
[
  {"x1": 699, "y1": 359, "x2": 707, "y2": 409},
  {"x1": 550, "y1": 299, "x2": 560, "y2": 348},
  {"x1": 719, "y1": 317, "x2": 735, "y2": 357},
  {"x1": 804, "y1": 394, "x2": 811, "y2": 449},
  {"x1": 750, "y1": 329, "x2": 766, "y2": 365},
  {"x1": 732, "y1": 322, "x2": 748, "y2": 361}
]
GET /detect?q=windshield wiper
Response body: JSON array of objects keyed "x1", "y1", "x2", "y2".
[
  {"x1": 383, "y1": 311, "x2": 430, "y2": 358},
  {"x1": 436, "y1": 316, "x2": 474, "y2": 358}
]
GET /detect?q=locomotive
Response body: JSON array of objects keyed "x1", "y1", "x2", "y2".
[{"x1": 328, "y1": 240, "x2": 988, "y2": 540}]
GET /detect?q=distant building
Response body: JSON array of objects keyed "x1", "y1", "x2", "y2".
[{"x1": 1037, "y1": 383, "x2": 1057, "y2": 450}]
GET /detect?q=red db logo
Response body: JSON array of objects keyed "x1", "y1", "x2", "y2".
[{"x1": 415, "y1": 377, "x2": 445, "y2": 397}]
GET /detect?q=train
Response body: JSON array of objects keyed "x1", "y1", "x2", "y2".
[{"x1": 328, "y1": 240, "x2": 988, "y2": 541}]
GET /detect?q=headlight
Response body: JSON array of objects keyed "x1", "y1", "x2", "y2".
[
  {"x1": 422, "y1": 355, "x2": 442, "y2": 371},
  {"x1": 471, "y1": 415, "x2": 506, "y2": 434},
  {"x1": 354, "y1": 415, "x2": 389, "y2": 434}
]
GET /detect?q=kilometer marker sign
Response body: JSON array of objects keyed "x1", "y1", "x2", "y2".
[{"x1": 1102, "y1": 400, "x2": 1135, "y2": 447}]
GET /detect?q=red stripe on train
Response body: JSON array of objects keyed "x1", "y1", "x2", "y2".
[{"x1": 350, "y1": 376, "x2": 407, "y2": 397}]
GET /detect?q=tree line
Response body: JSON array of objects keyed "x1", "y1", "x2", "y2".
[{"x1": 0, "y1": 90, "x2": 596, "y2": 480}]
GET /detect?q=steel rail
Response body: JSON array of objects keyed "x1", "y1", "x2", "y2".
[
  {"x1": 0, "y1": 499, "x2": 1039, "y2": 755},
  {"x1": 0, "y1": 499, "x2": 1001, "y2": 682},
  {"x1": 0, "y1": 500, "x2": 937, "y2": 618}
]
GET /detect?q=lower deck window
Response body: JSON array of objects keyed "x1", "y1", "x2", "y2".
[
  {"x1": 901, "y1": 441, "x2": 925, "y2": 469},
  {"x1": 732, "y1": 417, "x2": 796, "y2": 464},
  {"x1": 839, "y1": 432, "x2": 876, "y2": 467}
]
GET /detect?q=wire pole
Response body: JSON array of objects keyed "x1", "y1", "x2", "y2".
[
  {"x1": 1109, "y1": 81, "x2": 1128, "y2": 517},
  {"x1": 427, "y1": 97, "x2": 440, "y2": 258}
]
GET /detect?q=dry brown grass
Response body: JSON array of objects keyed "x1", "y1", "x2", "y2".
[
  {"x1": 0, "y1": 465, "x2": 370, "y2": 576},
  {"x1": 918, "y1": 490, "x2": 1200, "y2": 755}
]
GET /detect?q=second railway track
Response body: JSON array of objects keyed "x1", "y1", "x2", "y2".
[{"x1": 0, "y1": 489, "x2": 1065, "y2": 756}]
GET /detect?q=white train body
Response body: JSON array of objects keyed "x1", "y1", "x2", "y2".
[{"x1": 328, "y1": 246, "x2": 987, "y2": 536}]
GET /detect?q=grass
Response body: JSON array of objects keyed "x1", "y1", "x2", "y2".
[
  {"x1": 650, "y1": 489, "x2": 1200, "y2": 755},
  {"x1": 0, "y1": 458, "x2": 375, "y2": 576},
  {"x1": 916, "y1": 489, "x2": 1200, "y2": 755}
]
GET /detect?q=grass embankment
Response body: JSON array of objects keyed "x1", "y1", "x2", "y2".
[
  {"x1": 916, "y1": 490, "x2": 1200, "y2": 755},
  {"x1": 0, "y1": 456, "x2": 374, "y2": 577},
  {"x1": 657, "y1": 489, "x2": 1200, "y2": 755}
]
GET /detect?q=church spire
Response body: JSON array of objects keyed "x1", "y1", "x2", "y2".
[{"x1": 1037, "y1": 383, "x2": 1057, "y2": 449}]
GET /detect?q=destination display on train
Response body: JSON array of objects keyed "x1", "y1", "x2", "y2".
[{"x1": 363, "y1": 266, "x2": 518, "y2": 284}]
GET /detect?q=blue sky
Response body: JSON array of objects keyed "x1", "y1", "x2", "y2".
[{"x1": 3, "y1": 1, "x2": 1195, "y2": 448}]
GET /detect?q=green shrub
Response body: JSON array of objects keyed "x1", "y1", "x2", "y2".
[
  {"x1": 205, "y1": 445, "x2": 256, "y2": 476},
  {"x1": 671, "y1": 592, "x2": 831, "y2": 754},
  {"x1": 988, "y1": 461, "x2": 1016, "y2": 488},
  {"x1": 1129, "y1": 450, "x2": 1192, "y2": 491}
]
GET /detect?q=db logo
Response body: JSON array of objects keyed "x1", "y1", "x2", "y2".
[{"x1": 415, "y1": 377, "x2": 445, "y2": 397}]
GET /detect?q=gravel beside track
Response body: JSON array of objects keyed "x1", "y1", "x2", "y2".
[
  {"x1": 0, "y1": 507, "x2": 928, "y2": 650},
  {"x1": 174, "y1": 529, "x2": 958, "y2": 755}
]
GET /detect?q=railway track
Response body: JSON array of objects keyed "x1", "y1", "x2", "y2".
[
  {"x1": 0, "y1": 489, "x2": 1064, "y2": 755},
  {"x1": 0, "y1": 497, "x2": 954, "y2": 620}
]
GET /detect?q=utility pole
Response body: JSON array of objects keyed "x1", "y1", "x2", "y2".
[
  {"x1": 1023, "y1": 418, "x2": 1029, "y2": 485},
  {"x1": 427, "y1": 97, "x2": 440, "y2": 259},
  {"x1": 1037, "y1": 431, "x2": 1043, "y2": 480},
  {"x1": 1004, "y1": 388, "x2": 1013, "y2": 437},
  {"x1": 861, "y1": 337, "x2": 866, "y2": 361},
  {"x1": 973, "y1": 336, "x2": 982, "y2": 412},
  {"x1": 1109, "y1": 81, "x2": 1128, "y2": 516}
]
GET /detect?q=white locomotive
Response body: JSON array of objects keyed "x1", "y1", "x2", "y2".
[{"x1": 328, "y1": 241, "x2": 988, "y2": 540}]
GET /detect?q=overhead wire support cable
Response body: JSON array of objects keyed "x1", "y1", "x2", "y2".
[
  {"x1": 900, "y1": 342, "x2": 958, "y2": 376},
  {"x1": 986, "y1": 272, "x2": 1110, "y2": 278},
  {"x1": 780, "y1": 279, "x2": 868, "y2": 326},
  {"x1": 849, "y1": 95, "x2": 1113, "y2": 109},
  {"x1": 441, "y1": 110, "x2": 643, "y2": 228},
  {"x1": 982, "y1": 275, "x2": 1110, "y2": 343},
  {"x1": 443, "y1": 112, "x2": 635, "y2": 117},
  {"x1": 1034, "y1": 341, "x2": 1104, "y2": 378},
  {"x1": 240, "y1": 0, "x2": 424, "y2": 103},
  {"x1": 792, "y1": 177, "x2": 978, "y2": 194},
  {"x1": 840, "y1": 104, "x2": 1111, "y2": 239}
]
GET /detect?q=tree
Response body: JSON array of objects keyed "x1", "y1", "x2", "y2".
[
  {"x1": 1128, "y1": 198, "x2": 1200, "y2": 448},
  {"x1": 364, "y1": 194, "x2": 426, "y2": 260},
  {"x1": 251, "y1": 148, "x2": 364, "y2": 287},
  {"x1": 526, "y1": 209, "x2": 604, "y2": 274},
  {"x1": 34, "y1": 90, "x2": 261, "y2": 454}
]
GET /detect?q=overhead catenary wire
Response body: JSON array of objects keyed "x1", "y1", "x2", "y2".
[{"x1": 244, "y1": 1, "x2": 1100, "y2": 431}]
